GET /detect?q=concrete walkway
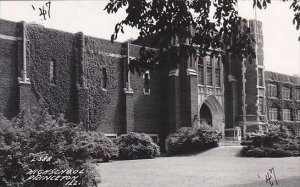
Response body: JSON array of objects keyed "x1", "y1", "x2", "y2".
[{"x1": 96, "y1": 146, "x2": 300, "y2": 187}]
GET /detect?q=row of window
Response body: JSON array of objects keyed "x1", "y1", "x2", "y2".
[
  {"x1": 198, "y1": 57, "x2": 221, "y2": 87},
  {"x1": 49, "y1": 61, "x2": 150, "y2": 94},
  {"x1": 268, "y1": 84, "x2": 300, "y2": 100},
  {"x1": 268, "y1": 108, "x2": 300, "y2": 121}
]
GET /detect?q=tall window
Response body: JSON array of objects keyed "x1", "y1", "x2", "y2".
[
  {"x1": 215, "y1": 57, "x2": 221, "y2": 87},
  {"x1": 269, "y1": 108, "x2": 278, "y2": 121},
  {"x1": 297, "y1": 110, "x2": 300, "y2": 121},
  {"x1": 268, "y1": 84, "x2": 278, "y2": 98},
  {"x1": 283, "y1": 109, "x2": 292, "y2": 121},
  {"x1": 258, "y1": 97, "x2": 264, "y2": 115},
  {"x1": 102, "y1": 68, "x2": 107, "y2": 89},
  {"x1": 198, "y1": 58, "x2": 204, "y2": 85},
  {"x1": 49, "y1": 60, "x2": 57, "y2": 84},
  {"x1": 296, "y1": 88, "x2": 300, "y2": 100},
  {"x1": 144, "y1": 71, "x2": 150, "y2": 95},
  {"x1": 282, "y1": 87, "x2": 291, "y2": 100},
  {"x1": 206, "y1": 57, "x2": 213, "y2": 86},
  {"x1": 258, "y1": 68, "x2": 263, "y2": 86}
]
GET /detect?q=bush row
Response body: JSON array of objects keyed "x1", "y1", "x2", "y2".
[
  {"x1": 0, "y1": 108, "x2": 220, "y2": 186},
  {"x1": 0, "y1": 108, "x2": 102, "y2": 187},
  {"x1": 241, "y1": 125, "x2": 300, "y2": 157},
  {"x1": 165, "y1": 124, "x2": 219, "y2": 155}
]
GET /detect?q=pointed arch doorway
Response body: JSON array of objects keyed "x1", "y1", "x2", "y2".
[{"x1": 199, "y1": 95, "x2": 224, "y2": 133}]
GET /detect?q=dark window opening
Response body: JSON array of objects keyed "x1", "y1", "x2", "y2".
[
  {"x1": 207, "y1": 67, "x2": 213, "y2": 86},
  {"x1": 258, "y1": 68, "x2": 263, "y2": 86},
  {"x1": 198, "y1": 58, "x2": 204, "y2": 85},
  {"x1": 144, "y1": 71, "x2": 150, "y2": 94},
  {"x1": 102, "y1": 68, "x2": 107, "y2": 89},
  {"x1": 215, "y1": 68, "x2": 221, "y2": 87}
]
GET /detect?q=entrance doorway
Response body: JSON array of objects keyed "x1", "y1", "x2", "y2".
[
  {"x1": 199, "y1": 95, "x2": 224, "y2": 133},
  {"x1": 200, "y1": 103, "x2": 212, "y2": 126}
]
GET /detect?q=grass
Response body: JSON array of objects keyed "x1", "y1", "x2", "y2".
[{"x1": 96, "y1": 146, "x2": 300, "y2": 187}]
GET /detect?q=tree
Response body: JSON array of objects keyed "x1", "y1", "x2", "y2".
[{"x1": 104, "y1": 0, "x2": 300, "y2": 73}]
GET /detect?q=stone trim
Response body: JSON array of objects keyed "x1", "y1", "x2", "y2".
[
  {"x1": 0, "y1": 34, "x2": 22, "y2": 41},
  {"x1": 186, "y1": 68, "x2": 197, "y2": 76},
  {"x1": 18, "y1": 77, "x2": 31, "y2": 85},
  {"x1": 168, "y1": 69, "x2": 179, "y2": 77}
]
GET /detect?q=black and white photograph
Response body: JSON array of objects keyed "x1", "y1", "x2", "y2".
[{"x1": 0, "y1": 0, "x2": 300, "y2": 186}]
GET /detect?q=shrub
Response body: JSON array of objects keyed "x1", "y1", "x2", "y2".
[
  {"x1": 65, "y1": 131, "x2": 118, "y2": 162},
  {"x1": 0, "y1": 108, "x2": 102, "y2": 187},
  {"x1": 165, "y1": 123, "x2": 219, "y2": 155},
  {"x1": 114, "y1": 132, "x2": 160, "y2": 160},
  {"x1": 242, "y1": 125, "x2": 300, "y2": 157}
]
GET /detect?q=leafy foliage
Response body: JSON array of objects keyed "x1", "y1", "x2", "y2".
[
  {"x1": 105, "y1": 0, "x2": 300, "y2": 73},
  {"x1": 0, "y1": 108, "x2": 106, "y2": 187},
  {"x1": 65, "y1": 131, "x2": 118, "y2": 162},
  {"x1": 165, "y1": 123, "x2": 219, "y2": 155},
  {"x1": 241, "y1": 125, "x2": 300, "y2": 157},
  {"x1": 114, "y1": 132, "x2": 160, "y2": 160}
]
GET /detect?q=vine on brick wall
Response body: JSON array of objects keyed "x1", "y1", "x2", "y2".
[{"x1": 27, "y1": 26, "x2": 77, "y2": 122}]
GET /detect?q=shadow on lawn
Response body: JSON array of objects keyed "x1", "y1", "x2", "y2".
[{"x1": 160, "y1": 146, "x2": 219, "y2": 158}]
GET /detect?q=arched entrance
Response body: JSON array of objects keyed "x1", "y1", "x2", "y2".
[
  {"x1": 200, "y1": 103, "x2": 212, "y2": 126},
  {"x1": 199, "y1": 95, "x2": 224, "y2": 133}
]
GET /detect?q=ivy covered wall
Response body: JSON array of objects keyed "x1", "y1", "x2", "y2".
[
  {"x1": 83, "y1": 36, "x2": 126, "y2": 134},
  {"x1": 265, "y1": 71, "x2": 300, "y2": 130},
  {"x1": 26, "y1": 25, "x2": 78, "y2": 122}
]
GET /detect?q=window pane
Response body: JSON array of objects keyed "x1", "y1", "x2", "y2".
[
  {"x1": 198, "y1": 58, "x2": 204, "y2": 85},
  {"x1": 207, "y1": 67, "x2": 212, "y2": 86},
  {"x1": 283, "y1": 109, "x2": 292, "y2": 121},
  {"x1": 198, "y1": 65, "x2": 204, "y2": 85},
  {"x1": 207, "y1": 57, "x2": 213, "y2": 66},
  {"x1": 102, "y1": 68, "x2": 107, "y2": 89},
  {"x1": 296, "y1": 88, "x2": 300, "y2": 100},
  {"x1": 268, "y1": 84, "x2": 277, "y2": 98},
  {"x1": 258, "y1": 97, "x2": 264, "y2": 115},
  {"x1": 282, "y1": 87, "x2": 291, "y2": 99},
  {"x1": 215, "y1": 57, "x2": 221, "y2": 68},
  {"x1": 258, "y1": 68, "x2": 263, "y2": 86},
  {"x1": 268, "y1": 108, "x2": 278, "y2": 121},
  {"x1": 144, "y1": 72, "x2": 150, "y2": 94},
  {"x1": 215, "y1": 69, "x2": 221, "y2": 87}
]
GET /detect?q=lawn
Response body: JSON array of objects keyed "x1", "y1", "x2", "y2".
[{"x1": 96, "y1": 146, "x2": 300, "y2": 187}]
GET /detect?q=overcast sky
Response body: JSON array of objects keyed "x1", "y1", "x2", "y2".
[{"x1": 0, "y1": 0, "x2": 299, "y2": 76}]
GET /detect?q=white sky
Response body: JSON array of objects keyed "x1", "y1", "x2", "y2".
[{"x1": 0, "y1": 0, "x2": 299, "y2": 76}]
